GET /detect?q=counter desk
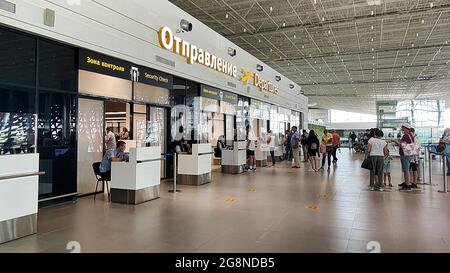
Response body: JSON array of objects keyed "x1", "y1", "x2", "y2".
[
  {"x1": 221, "y1": 141, "x2": 246, "y2": 174},
  {"x1": 0, "y1": 154, "x2": 40, "y2": 244},
  {"x1": 255, "y1": 142, "x2": 269, "y2": 167},
  {"x1": 111, "y1": 146, "x2": 161, "y2": 205},
  {"x1": 177, "y1": 143, "x2": 212, "y2": 186}
]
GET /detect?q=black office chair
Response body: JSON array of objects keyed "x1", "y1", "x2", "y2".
[{"x1": 92, "y1": 162, "x2": 110, "y2": 201}]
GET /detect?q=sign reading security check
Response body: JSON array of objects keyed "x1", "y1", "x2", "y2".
[{"x1": 157, "y1": 26, "x2": 278, "y2": 95}]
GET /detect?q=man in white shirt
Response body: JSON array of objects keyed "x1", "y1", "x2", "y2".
[
  {"x1": 267, "y1": 130, "x2": 276, "y2": 167},
  {"x1": 246, "y1": 126, "x2": 257, "y2": 171},
  {"x1": 105, "y1": 127, "x2": 116, "y2": 151}
]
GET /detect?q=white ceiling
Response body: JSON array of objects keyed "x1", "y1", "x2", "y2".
[{"x1": 170, "y1": 0, "x2": 450, "y2": 114}]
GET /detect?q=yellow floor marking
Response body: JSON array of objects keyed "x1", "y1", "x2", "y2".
[
  {"x1": 248, "y1": 188, "x2": 256, "y2": 192},
  {"x1": 225, "y1": 197, "x2": 237, "y2": 203},
  {"x1": 316, "y1": 193, "x2": 329, "y2": 199},
  {"x1": 305, "y1": 204, "x2": 320, "y2": 211}
]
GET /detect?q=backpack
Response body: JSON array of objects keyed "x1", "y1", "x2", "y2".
[{"x1": 310, "y1": 143, "x2": 318, "y2": 150}]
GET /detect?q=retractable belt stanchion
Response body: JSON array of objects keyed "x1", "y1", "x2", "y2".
[
  {"x1": 438, "y1": 153, "x2": 448, "y2": 193},
  {"x1": 165, "y1": 153, "x2": 181, "y2": 193},
  {"x1": 428, "y1": 147, "x2": 433, "y2": 185}
]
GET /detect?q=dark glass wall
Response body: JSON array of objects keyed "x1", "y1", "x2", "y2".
[{"x1": 0, "y1": 26, "x2": 78, "y2": 202}]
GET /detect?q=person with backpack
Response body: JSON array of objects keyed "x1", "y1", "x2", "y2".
[
  {"x1": 300, "y1": 129, "x2": 309, "y2": 162},
  {"x1": 307, "y1": 130, "x2": 320, "y2": 171}
]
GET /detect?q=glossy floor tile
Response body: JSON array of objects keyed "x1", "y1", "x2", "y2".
[{"x1": 1, "y1": 150, "x2": 450, "y2": 253}]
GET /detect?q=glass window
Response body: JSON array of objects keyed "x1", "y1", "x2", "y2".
[
  {"x1": 39, "y1": 39, "x2": 77, "y2": 92},
  {"x1": 0, "y1": 27, "x2": 36, "y2": 87},
  {"x1": 0, "y1": 112, "x2": 36, "y2": 155},
  {"x1": 37, "y1": 91, "x2": 77, "y2": 199},
  {"x1": 0, "y1": 84, "x2": 36, "y2": 113}
]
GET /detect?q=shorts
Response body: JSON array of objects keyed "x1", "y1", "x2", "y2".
[
  {"x1": 308, "y1": 149, "x2": 318, "y2": 157},
  {"x1": 410, "y1": 162, "x2": 418, "y2": 171},
  {"x1": 400, "y1": 155, "x2": 411, "y2": 172},
  {"x1": 247, "y1": 149, "x2": 255, "y2": 156}
]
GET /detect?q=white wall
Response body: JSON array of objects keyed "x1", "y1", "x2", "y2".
[{"x1": 0, "y1": 0, "x2": 307, "y2": 114}]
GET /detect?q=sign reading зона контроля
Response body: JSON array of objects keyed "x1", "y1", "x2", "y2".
[{"x1": 157, "y1": 26, "x2": 279, "y2": 95}]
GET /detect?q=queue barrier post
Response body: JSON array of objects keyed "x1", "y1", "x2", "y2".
[
  {"x1": 437, "y1": 154, "x2": 447, "y2": 193},
  {"x1": 165, "y1": 152, "x2": 181, "y2": 193}
]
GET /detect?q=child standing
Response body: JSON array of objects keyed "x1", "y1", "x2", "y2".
[{"x1": 384, "y1": 149, "x2": 393, "y2": 187}]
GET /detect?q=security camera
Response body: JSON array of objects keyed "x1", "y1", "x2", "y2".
[
  {"x1": 180, "y1": 19, "x2": 193, "y2": 32},
  {"x1": 228, "y1": 47, "x2": 236, "y2": 57},
  {"x1": 275, "y1": 76, "x2": 281, "y2": 81},
  {"x1": 256, "y1": 64, "x2": 263, "y2": 72},
  {"x1": 289, "y1": 84, "x2": 295, "y2": 89}
]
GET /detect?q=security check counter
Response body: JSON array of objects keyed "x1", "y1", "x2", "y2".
[
  {"x1": 177, "y1": 143, "x2": 212, "y2": 185},
  {"x1": 221, "y1": 141, "x2": 246, "y2": 174},
  {"x1": 0, "y1": 154, "x2": 41, "y2": 244},
  {"x1": 110, "y1": 146, "x2": 161, "y2": 205},
  {"x1": 256, "y1": 142, "x2": 268, "y2": 167}
]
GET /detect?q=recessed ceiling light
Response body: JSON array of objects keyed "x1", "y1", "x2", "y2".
[
  {"x1": 411, "y1": 43, "x2": 415, "y2": 47},
  {"x1": 294, "y1": 34, "x2": 296, "y2": 39},
  {"x1": 270, "y1": 6, "x2": 273, "y2": 12},
  {"x1": 270, "y1": 48, "x2": 273, "y2": 52},
  {"x1": 302, "y1": 45, "x2": 305, "y2": 49},
  {"x1": 371, "y1": 25, "x2": 374, "y2": 30},
  {"x1": 421, "y1": 19, "x2": 425, "y2": 24},
  {"x1": 371, "y1": 38, "x2": 374, "y2": 42},
  {"x1": 322, "y1": 17, "x2": 325, "y2": 21},
  {"x1": 416, "y1": 33, "x2": 419, "y2": 37},
  {"x1": 328, "y1": 30, "x2": 331, "y2": 34},
  {"x1": 314, "y1": 0, "x2": 317, "y2": 4},
  {"x1": 258, "y1": 39, "x2": 261, "y2": 43},
  {"x1": 430, "y1": 2, "x2": 433, "y2": 8},
  {"x1": 244, "y1": 28, "x2": 246, "y2": 32},
  {"x1": 226, "y1": 13, "x2": 229, "y2": 19},
  {"x1": 407, "y1": 53, "x2": 410, "y2": 56},
  {"x1": 371, "y1": 10, "x2": 374, "y2": 16},
  {"x1": 282, "y1": 22, "x2": 286, "y2": 27}
]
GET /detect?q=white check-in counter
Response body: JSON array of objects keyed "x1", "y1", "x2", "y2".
[
  {"x1": 255, "y1": 141, "x2": 269, "y2": 167},
  {"x1": 111, "y1": 146, "x2": 161, "y2": 205},
  {"x1": 177, "y1": 143, "x2": 212, "y2": 185},
  {"x1": 221, "y1": 141, "x2": 247, "y2": 174},
  {"x1": 0, "y1": 154, "x2": 40, "y2": 244}
]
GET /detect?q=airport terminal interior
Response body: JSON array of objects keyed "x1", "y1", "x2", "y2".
[{"x1": 1, "y1": 0, "x2": 450, "y2": 254}]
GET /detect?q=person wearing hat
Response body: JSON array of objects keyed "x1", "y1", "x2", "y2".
[{"x1": 394, "y1": 123, "x2": 415, "y2": 191}]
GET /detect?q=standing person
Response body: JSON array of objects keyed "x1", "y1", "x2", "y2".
[
  {"x1": 307, "y1": 130, "x2": 320, "y2": 171},
  {"x1": 119, "y1": 127, "x2": 129, "y2": 140},
  {"x1": 290, "y1": 126, "x2": 301, "y2": 168},
  {"x1": 368, "y1": 129, "x2": 388, "y2": 191},
  {"x1": 105, "y1": 127, "x2": 116, "y2": 151},
  {"x1": 394, "y1": 124, "x2": 415, "y2": 191},
  {"x1": 384, "y1": 149, "x2": 393, "y2": 187},
  {"x1": 300, "y1": 129, "x2": 309, "y2": 162},
  {"x1": 284, "y1": 129, "x2": 292, "y2": 160},
  {"x1": 319, "y1": 129, "x2": 333, "y2": 171},
  {"x1": 267, "y1": 130, "x2": 276, "y2": 167},
  {"x1": 408, "y1": 128, "x2": 420, "y2": 188},
  {"x1": 246, "y1": 126, "x2": 257, "y2": 171},
  {"x1": 350, "y1": 131, "x2": 357, "y2": 149},
  {"x1": 439, "y1": 128, "x2": 450, "y2": 176},
  {"x1": 331, "y1": 130, "x2": 341, "y2": 165}
]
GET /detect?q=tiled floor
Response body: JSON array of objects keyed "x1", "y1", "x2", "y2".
[{"x1": 1, "y1": 149, "x2": 450, "y2": 253}]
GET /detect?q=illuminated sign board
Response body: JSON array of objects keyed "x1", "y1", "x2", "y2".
[
  {"x1": 200, "y1": 84, "x2": 238, "y2": 104},
  {"x1": 157, "y1": 26, "x2": 279, "y2": 95}
]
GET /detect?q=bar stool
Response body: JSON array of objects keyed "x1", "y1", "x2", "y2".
[{"x1": 92, "y1": 162, "x2": 111, "y2": 201}]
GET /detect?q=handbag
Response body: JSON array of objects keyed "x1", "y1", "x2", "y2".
[
  {"x1": 361, "y1": 157, "x2": 373, "y2": 170},
  {"x1": 401, "y1": 134, "x2": 417, "y2": 156}
]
